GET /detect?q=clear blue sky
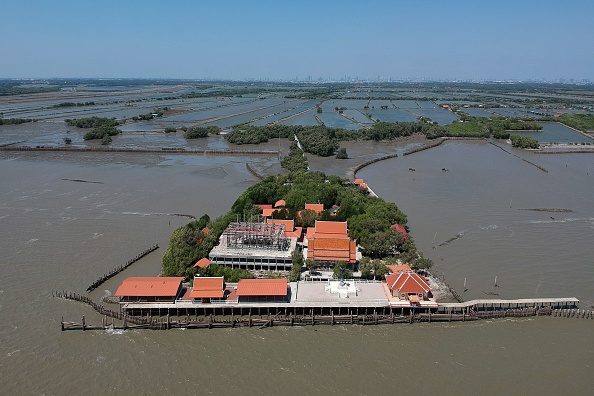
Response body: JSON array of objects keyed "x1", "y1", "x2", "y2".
[{"x1": 2, "y1": 0, "x2": 593, "y2": 81}]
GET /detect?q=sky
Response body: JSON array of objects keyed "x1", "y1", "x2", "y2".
[{"x1": 1, "y1": 0, "x2": 593, "y2": 81}]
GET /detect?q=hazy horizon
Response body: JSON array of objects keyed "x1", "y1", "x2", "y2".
[{"x1": 2, "y1": 1, "x2": 593, "y2": 81}]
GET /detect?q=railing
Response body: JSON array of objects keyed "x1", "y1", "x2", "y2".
[{"x1": 211, "y1": 299, "x2": 239, "y2": 305}]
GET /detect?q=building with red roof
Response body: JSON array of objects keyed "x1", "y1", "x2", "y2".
[
  {"x1": 236, "y1": 278, "x2": 289, "y2": 302},
  {"x1": 386, "y1": 264, "x2": 412, "y2": 274},
  {"x1": 385, "y1": 272, "x2": 432, "y2": 301},
  {"x1": 274, "y1": 199, "x2": 286, "y2": 208},
  {"x1": 193, "y1": 257, "x2": 211, "y2": 269},
  {"x1": 390, "y1": 224, "x2": 408, "y2": 240},
  {"x1": 304, "y1": 221, "x2": 359, "y2": 264},
  {"x1": 261, "y1": 208, "x2": 278, "y2": 218},
  {"x1": 115, "y1": 277, "x2": 184, "y2": 303},
  {"x1": 305, "y1": 203, "x2": 324, "y2": 213},
  {"x1": 189, "y1": 276, "x2": 225, "y2": 303}
]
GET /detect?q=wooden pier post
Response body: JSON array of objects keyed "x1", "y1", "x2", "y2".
[{"x1": 82, "y1": 316, "x2": 86, "y2": 331}]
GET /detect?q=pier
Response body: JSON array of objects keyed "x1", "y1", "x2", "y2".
[{"x1": 57, "y1": 288, "x2": 586, "y2": 332}]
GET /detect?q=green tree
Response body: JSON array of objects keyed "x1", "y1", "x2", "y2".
[
  {"x1": 335, "y1": 148, "x2": 349, "y2": 159},
  {"x1": 288, "y1": 251, "x2": 304, "y2": 282},
  {"x1": 333, "y1": 260, "x2": 353, "y2": 279},
  {"x1": 411, "y1": 257, "x2": 434, "y2": 271},
  {"x1": 305, "y1": 259, "x2": 317, "y2": 274},
  {"x1": 184, "y1": 126, "x2": 209, "y2": 139}
]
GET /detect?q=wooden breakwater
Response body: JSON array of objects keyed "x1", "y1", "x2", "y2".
[
  {"x1": 59, "y1": 306, "x2": 593, "y2": 331},
  {"x1": 487, "y1": 140, "x2": 548, "y2": 172},
  {"x1": 0, "y1": 146, "x2": 278, "y2": 156},
  {"x1": 246, "y1": 163, "x2": 265, "y2": 180},
  {"x1": 536, "y1": 149, "x2": 594, "y2": 154},
  {"x1": 86, "y1": 244, "x2": 159, "y2": 293},
  {"x1": 403, "y1": 138, "x2": 445, "y2": 155},
  {"x1": 353, "y1": 153, "x2": 398, "y2": 177},
  {"x1": 55, "y1": 291, "x2": 151, "y2": 329}
]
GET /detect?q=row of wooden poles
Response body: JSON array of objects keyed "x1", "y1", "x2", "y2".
[
  {"x1": 552, "y1": 308, "x2": 594, "y2": 319},
  {"x1": 60, "y1": 307, "x2": 592, "y2": 332},
  {"x1": 86, "y1": 245, "x2": 159, "y2": 293},
  {"x1": 0, "y1": 146, "x2": 278, "y2": 155},
  {"x1": 55, "y1": 291, "x2": 151, "y2": 330},
  {"x1": 352, "y1": 153, "x2": 398, "y2": 176},
  {"x1": 245, "y1": 163, "x2": 265, "y2": 180},
  {"x1": 403, "y1": 138, "x2": 446, "y2": 156}
]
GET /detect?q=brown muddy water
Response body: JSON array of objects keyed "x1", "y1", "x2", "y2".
[{"x1": 0, "y1": 139, "x2": 593, "y2": 395}]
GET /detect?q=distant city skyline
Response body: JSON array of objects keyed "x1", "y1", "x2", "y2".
[{"x1": 2, "y1": 1, "x2": 593, "y2": 81}]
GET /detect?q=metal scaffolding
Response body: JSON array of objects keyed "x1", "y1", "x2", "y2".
[{"x1": 224, "y1": 222, "x2": 290, "y2": 251}]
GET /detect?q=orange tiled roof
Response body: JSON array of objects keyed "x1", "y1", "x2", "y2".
[
  {"x1": 314, "y1": 221, "x2": 347, "y2": 235},
  {"x1": 307, "y1": 238, "x2": 357, "y2": 263},
  {"x1": 385, "y1": 272, "x2": 431, "y2": 294},
  {"x1": 190, "y1": 277, "x2": 225, "y2": 299},
  {"x1": 236, "y1": 279, "x2": 288, "y2": 297},
  {"x1": 256, "y1": 204, "x2": 273, "y2": 210},
  {"x1": 310, "y1": 232, "x2": 349, "y2": 240},
  {"x1": 274, "y1": 199, "x2": 286, "y2": 208},
  {"x1": 287, "y1": 226, "x2": 303, "y2": 239},
  {"x1": 354, "y1": 178, "x2": 364, "y2": 185},
  {"x1": 386, "y1": 265, "x2": 412, "y2": 274},
  {"x1": 262, "y1": 208, "x2": 278, "y2": 217},
  {"x1": 311, "y1": 238, "x2": 350, "y2": 250},
  {"x1": 193, "y1": 257, "x2": 211, "y2": 269},
  {"x1": 268, "y1": 219, "x2": 294, "y2": 231},
  {"x1": 115, "y1": 277, "x2": 184, "y2": 297},
  {"x1": 305, "y1": 203, "x2": 324, "y2": 213}
]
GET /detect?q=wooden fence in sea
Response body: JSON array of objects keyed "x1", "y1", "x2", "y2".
[
  {"x1": 0, "y1": 146, "x2": 278, "y2": 156},
  {"x1": 86, "y1": 244, "x2": 159, "y2": 293},
  {"x1": 353, "y1": 153, "x2": 398, "y2": 177},
  {"x1": 245, "y1": 163, "x2": 265, "y2": 180},
  {"x1": 403, "y1": 138, "x2": 445, "y2": 155},
  {"x1": 58, "y1": 305, "x2": 593, "y2": 331}
]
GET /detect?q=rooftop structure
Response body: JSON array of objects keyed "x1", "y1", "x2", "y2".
[
  {"x1": 209, "y1": 221, "x2": 298, "y2": 271},
  {"x1": 189, "y1": 277, "x2": 225, "y2": 300},
  {"x1": 115, "y1": 277, "x2": 184, "y2": 302},
  {"x1": 267, "y1": 218, "x2": 303, "y2": 240}
]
